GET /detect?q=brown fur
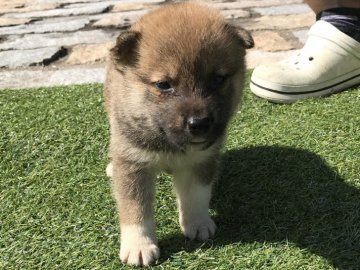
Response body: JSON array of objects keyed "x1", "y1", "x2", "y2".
[{"x1": 104, "y1": 2, "x2": 253, "y2": 266}]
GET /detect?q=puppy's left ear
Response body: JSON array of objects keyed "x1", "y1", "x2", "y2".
[{"x1": 226, "y1": 24, "x2": 254, "y2": 49}]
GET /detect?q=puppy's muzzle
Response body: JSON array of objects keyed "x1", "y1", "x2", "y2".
[{"x1": 186, "y1": 115, "x2": 213, "y2": 138}]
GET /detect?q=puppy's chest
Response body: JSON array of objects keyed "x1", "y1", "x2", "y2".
[{"x1": 152, "y1": 147, "x2": 214, "y2": 173}]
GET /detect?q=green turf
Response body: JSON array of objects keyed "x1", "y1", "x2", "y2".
[{"x1": 1, "y1": 77, "x2": 359, "y2": 270}]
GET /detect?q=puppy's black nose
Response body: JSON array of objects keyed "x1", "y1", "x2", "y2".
[{"x1": 187, "y1": 116, "x2": 213, "y2": 136}]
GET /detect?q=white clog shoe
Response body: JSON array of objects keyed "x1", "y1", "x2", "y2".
[{"x1": 250, "y1": 20, "x2": 360, "y2": 103}]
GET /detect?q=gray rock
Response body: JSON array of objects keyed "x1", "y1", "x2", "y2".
[
  {"x1": 112, "y1": 0, "x2": 165, "y2": 2},
  {"x1": 212, "y1": 0, "x2": 303, "y2": 10},
  {"x1": 33, "y1": 15, "x2": 89, "y2": 24},
  {"x1": 0, "y1": 30, "x2": 115, "y2": 50},
  {"x1": 3, "y1": 3, "x2": 111, "y2": 19},
  {"x1": 253, "y1": 4, "x2": 311, "y2": 16},
  {"x1": 0, "y1": 18, "x2": 89, "y2": 35},
  {"x1": 0, "y1": 67, "x2": 106, "y2": 89},
  {"x1": 38, "y1": 0, "x2": 164, "y2": 3},
  {"x1": 293, "y1": 30, "x2": 308, "y2": 44},
  {"x1": 91, "y1": 10, "x2": 149, "y2": 28},
  {"x1": 0, "y1": 47, "x2": 67, "y2": 68},
  {"x1": 221, "y1": 9, "x2": 250, "y2": 20},
  {"x1": 0, "y1": 17, "x2": 32, "y2": 27},
  {"x1": 37, "y1": 0, "x2": 102, "y2": 4}
]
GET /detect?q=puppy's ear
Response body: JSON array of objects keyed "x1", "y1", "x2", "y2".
[
  {"x1": 110, "y1": 31, "x2": 141, "y2": 66},
  {"x1": 225, "y1": 24, "x2": 254, "y2": 49},
  {"x1": 235, "y1": 27, "x2": 254, "y2": 49}
]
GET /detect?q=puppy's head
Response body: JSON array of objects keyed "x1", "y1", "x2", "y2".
[{"x1": 108, "y1": 2, "x2": 253, "y2": 152}]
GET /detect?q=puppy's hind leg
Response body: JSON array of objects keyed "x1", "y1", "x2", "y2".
[{"x1": 173, "y1": 160, "x2": 219, "y2": 241}]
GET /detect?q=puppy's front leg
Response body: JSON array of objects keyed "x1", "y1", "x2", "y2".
[
  {"x1": 173, "y1": 162, "x2": 218, "y2": 241},
  {"x1": 110, "y1": 159, "x2": 159, "y2": 266}
]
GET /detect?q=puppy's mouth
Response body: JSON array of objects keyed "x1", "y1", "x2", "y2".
[
  {"x1": 190, "y1": 137, "x2": 208, "y2": 144},
  {"x1": 161, "y1": 126, "x2": 219, "y2": 152}
]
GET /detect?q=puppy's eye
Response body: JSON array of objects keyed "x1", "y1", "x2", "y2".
[
  {"x1": 213, "y1": 75, "x2": 226, "y2": 86},
  {"x1": 155, "y1": 81, "x2": 174, "y2": 93}
]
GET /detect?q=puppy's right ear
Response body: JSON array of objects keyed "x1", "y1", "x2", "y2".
[
  {"x1": 234, "y1": 27, "x2": 254, "y2": 49},
  {"x1": 110, "y1": 31, "x2": 141, "y2": 66},
  {"x1": 225, "y1": 24, "x2": 254, "y2": 49}
]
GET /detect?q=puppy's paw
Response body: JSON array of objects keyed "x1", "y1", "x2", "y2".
[
  {"x1": 180, "y1": 215, "x2": 216, "y2": 241},
  {"x1": 120, "y1": 224, "x2": 160, "y2": 266},
  {"x1": 120, "y1": 240, "x2": 160, "y2": 266},
  {"x1": 106, "y1": 162, "x2": 113, "y2": 178}
]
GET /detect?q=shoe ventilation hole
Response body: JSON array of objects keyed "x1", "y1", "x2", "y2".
[
  {"x1": 294, "y1": 61, "x2": 299, "y2": 64},
  {"x1": 309, "y1": 56, "x2": 314, "y2": 61}
]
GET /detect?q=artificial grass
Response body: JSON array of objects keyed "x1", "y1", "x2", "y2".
[{"x1": 1, "y1": 77, "x2": 359, "y2": 270}]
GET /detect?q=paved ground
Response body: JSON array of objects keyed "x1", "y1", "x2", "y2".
[{"x1": 0, "y1": 0, "x2": 314, "y2": 89}]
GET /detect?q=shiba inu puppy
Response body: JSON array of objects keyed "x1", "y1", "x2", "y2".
[{"x1": 104, "y1": 2, "x2": 253, "y2": 266}]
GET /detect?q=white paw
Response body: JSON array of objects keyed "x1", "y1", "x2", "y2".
[
  {"x1": 120, "y1": 239, "x2": 160, "y2": 266},
  {"x1": 106, "y1": 162, "x2": 113, "y2": 178},
  {"x1": 180, "y1": 215, "x2": 216, "y2": 241},
  {"x1": 120, "y1": 224, "x2": 160, "y2": 266}
]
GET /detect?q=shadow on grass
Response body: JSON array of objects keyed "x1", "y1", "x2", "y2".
[{"x1": 159, "y1": 146, "x2": 360, "y2": 269}]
